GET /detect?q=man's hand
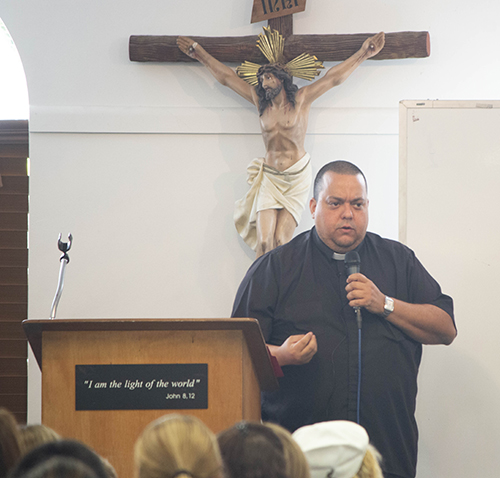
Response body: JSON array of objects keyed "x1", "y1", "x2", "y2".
[
  {"x1": 346, "y1": 273, "x2": 385, "y2": 315},
  {"x1": 268, "y1": 332, "x2": 318, "y2": 367},
  {"x1": 346, "y1": 272, "x2": 457, "y2": 344},
  {"x1": 177, "y1": 36, "x2": 199, "y2": 60},
  {"x1": 361, "y1": 32, "x2": 385, "y2": 59}
]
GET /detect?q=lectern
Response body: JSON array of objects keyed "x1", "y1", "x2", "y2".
[{"x1": 24, "y1": 318, "x2": 278, "y2": 478}]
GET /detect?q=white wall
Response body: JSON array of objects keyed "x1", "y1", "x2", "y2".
[
  {"x1": 1, "y1": 1, "x2": 499, "y2": 476},
  {"x1": 0, "y1": 18, "x2": 28, "y2": 119},
  {"x1": 400, "y1": 102, "x2": 500, "y2": 478}
]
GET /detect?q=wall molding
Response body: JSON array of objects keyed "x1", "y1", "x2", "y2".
[{"x1": 29, "y1": 106, "x2": 398, "y2": 136}]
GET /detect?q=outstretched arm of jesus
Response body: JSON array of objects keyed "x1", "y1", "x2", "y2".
[
  {"x1": 299, "y1": 32, "x2": 385, "y2": 105},
  {"x1": 177, "y1": 36, "x2": 257, "y2": 106}
]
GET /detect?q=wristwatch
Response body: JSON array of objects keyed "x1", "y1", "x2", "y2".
[{"x1": 382, "y1": 296, "x2": 394, "y2": 318}]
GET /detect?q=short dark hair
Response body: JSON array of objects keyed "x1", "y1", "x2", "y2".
[
  {"x1": 9, "y1": 440, "x2": 108, "y2": 478},
  {"x1": 313, "y1": 160, "x2": 368, "y2": 199},
  {"x1": 255, "y1": 65, "x2": 298, "y2": 116},
  {"x1": 217, "y1": 421, "x2": 287, "y2": 478},
  {"x1": 20, "y1": 457, "x2": 99, "y2": 478}
]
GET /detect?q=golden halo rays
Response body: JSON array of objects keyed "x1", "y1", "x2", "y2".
[{"x1": 237, "y1": 26, "x2": 324, "y2": 86}]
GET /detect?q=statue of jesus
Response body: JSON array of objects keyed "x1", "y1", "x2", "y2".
[{"x1": 178, "y1": 29, "x2": 385, "y2": 258}]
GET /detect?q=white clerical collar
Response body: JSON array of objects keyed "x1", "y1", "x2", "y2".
[{"x1": 333, "y1": 252, "x2": 346, "y2": 261}]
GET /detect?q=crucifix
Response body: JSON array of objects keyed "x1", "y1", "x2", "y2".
[
  {"x1": 129, "y1": 4, "x2": 429, "y2": 63},
  {"x1": 128, "y1": 3, "x2": 428, "y2": 259}
]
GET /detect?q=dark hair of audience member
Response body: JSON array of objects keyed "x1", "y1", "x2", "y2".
[
  {"x1": 16, "y1": 456, "x2": 99, "y2": 478},
  {"x1": 134, "y1": 414, "x2": 223, "y2": 478},
  {"x1": 8, "y1": 440, "x2": 109, "y2": 478},
  {"x1": 0, "y1": 408, "x2": 22, "y2": 478},
  {"x1": 217, "y1": 421, "x2": 288, "y2": 478},
  {"x1": 19, "y1": 425, "x2": 61, "y2": 455},
  {"x1": 264, "y1": 423, "x2": 310, "y2": 478}
]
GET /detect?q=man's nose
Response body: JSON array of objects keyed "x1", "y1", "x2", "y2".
[{"x1": 341, "y1": 204, "x2": 353, "y2": 218}]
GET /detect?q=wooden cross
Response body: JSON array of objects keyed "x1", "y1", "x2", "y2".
[{"x1": 129, "y1": 14, "x2": 429, "y2": 64}]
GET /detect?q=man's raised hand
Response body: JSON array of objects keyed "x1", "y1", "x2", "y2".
[{"x1": 272, "y1": 332, "x2": 318, "y2": 366}]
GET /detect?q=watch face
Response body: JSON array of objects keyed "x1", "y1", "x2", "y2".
[{"x1": 384, "y1": 297, "x2": 394, "y2": 316}]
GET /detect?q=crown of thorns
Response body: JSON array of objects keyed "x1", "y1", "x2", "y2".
[{"x1": 237, "y1": 27, "x2": 324, "y2": 86}]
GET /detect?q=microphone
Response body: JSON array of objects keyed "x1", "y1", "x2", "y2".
[
  {"x1": 345, "y1": 251, "x2": 360, "y2": 277},
  {"x1": 344, "y1": 251, "x2": 362, "y2": 329}
]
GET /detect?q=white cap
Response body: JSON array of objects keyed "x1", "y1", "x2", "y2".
[{"x1": 292, "y1": 421, "x2": 369, "y2": 478}]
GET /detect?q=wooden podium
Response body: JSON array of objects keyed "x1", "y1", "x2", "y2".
[{"x1": 24, "y1": 318, "x2": 278, "y2": 478}]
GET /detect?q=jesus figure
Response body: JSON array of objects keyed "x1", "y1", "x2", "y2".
[{"x1": 178, "y1": 29, "x2": 384, "y2": 258}]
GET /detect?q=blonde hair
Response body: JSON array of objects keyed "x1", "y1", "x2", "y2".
[
  {"x1": 134, "y1": 414, "x2": 223, "y2": 478},
  {"x1": 264, "y1": 423, "x2": 310, "y2": 478},
  {"x1": 354, "y1": 445, "x2": 384, "y2": 478},
  {"x1": 19, "y1": 425, "x2": 61, "y2": 455},
  {"x1": 0, "y1": 407, "x2": 22, "y2": 478}
]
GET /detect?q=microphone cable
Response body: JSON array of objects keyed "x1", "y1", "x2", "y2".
[
  {"x1": 345, "y1": 251, "x2": 362, "y2": 424},
  {"x1": 357, "y1": 317, "x2": 362, "y2": 424}
]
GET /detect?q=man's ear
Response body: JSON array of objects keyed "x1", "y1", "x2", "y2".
[{"x1": 309, "y1": 198, "x2": 317, "y2": 219}]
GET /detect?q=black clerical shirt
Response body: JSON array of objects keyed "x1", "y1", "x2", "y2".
[{"x1": 232, "y1": 227, "x2": 454, "y2": 478}]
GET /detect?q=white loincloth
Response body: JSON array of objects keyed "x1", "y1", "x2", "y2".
[{"x1": 234, "y1": 153, "x2": 312, "y2": 251}]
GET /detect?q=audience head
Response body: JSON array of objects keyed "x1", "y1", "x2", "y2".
[
  {"x1": 0, "y1": 408, "x2": 22, "y2": 478},
  {"x1": 217, "y1": 421, "x2": 288, "y2": 478},
  {"x1": 8, "y1": 439, "x2": 109, "y2": 478},
  {"x1": 99, "y1": 458, "x2": 117, "y2": 478},
  {"x1": 15, "y1": 456, "x2": 99, "y2": 478},
  {"x1": 292, "y1": 420, "x2": 383, "y2": 478},
  {"x1": 19, "y1": 425, "x2": 61, "y2": 455},
  {"x1": 264, "y1": 423, "x2": 310, "y2": 478},
  {"x1": 134, "y1": 414, "x2": 223, "y2": 478},
  {"x1": 353, "y1": 445, "x2": 382, "y2": 478}
]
